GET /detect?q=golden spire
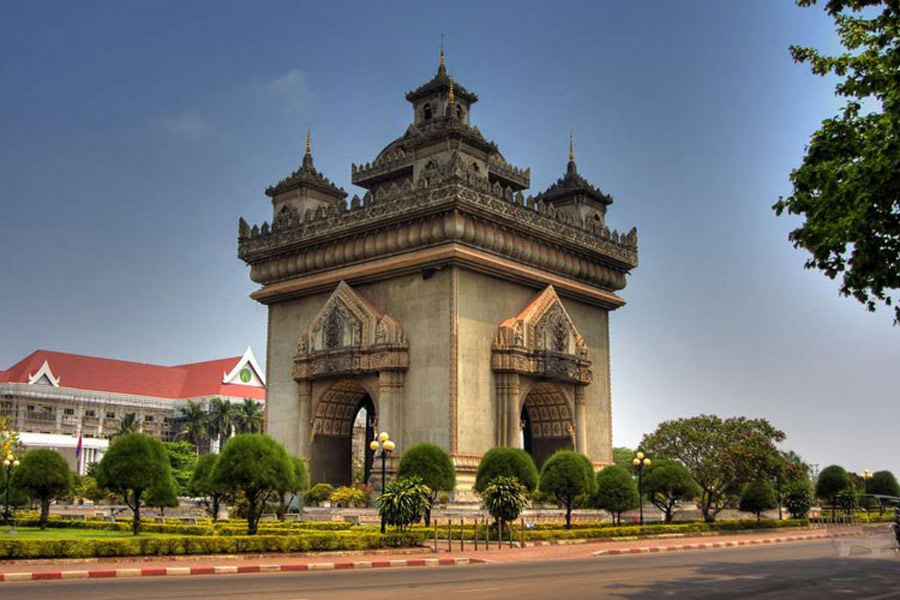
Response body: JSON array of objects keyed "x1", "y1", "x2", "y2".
[
  {"x1": 305, "y1": 126, "x2": 312, "y2": 156},
  {"x1": 569, "y1": 130, "x2": 575, "y2": 162},
  {"x1": 448, "y1": 75, "x2": 455, "y2": 105},
  {"x1": 439, "y1": 33, "x2": 445, "y2": 73}
]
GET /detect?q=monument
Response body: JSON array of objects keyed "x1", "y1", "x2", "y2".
[{"x1": 238, "y1": 50, "x2": 639, "y2": 491}]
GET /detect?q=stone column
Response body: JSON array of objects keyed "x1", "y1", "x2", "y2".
[
  {"x1": 574, "y1": 385, "x2": 587, "y2": 455},
  {"x1": 378, "y1": 371, "x2": 405, "y2": 448},
  {"x1": 505, "y1": 374, "x2": 521, "y2": 448},
  {"x1": 297, "y1": 380, "x2": 312, "y2": 461}
]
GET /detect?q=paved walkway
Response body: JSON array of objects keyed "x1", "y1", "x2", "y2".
[{"x1": 0, "y1": 525, "x2": 862, "y2": 583}]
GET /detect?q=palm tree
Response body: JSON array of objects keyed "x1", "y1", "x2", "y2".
[
  {"x1": 116, "y1": 412, "x2": 140, "y2": 437},
  {"x1": 179, "y1": 400, "x2": 208, "y2": 454},
  {"x1": 235, "y1": 399, "x2": 264, "y2": 434},
  {"x1": 207, "y1": 398, "x2": 237, "y2": 450}
]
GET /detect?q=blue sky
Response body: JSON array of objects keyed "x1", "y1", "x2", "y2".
[{"x1": 1, "y1": 1, "x2": 896, "y2": 474}]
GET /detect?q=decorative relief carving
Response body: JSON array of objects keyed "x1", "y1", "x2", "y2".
[
  {"x1": 492, "y1": 286, "x2": 591, "y2": 384},
  {"x1": 293, "y1": 281, "x2": 409, "y2": 381},
  {"x1": 523, "y1": 383, "x2": 573, "y2": 439}
]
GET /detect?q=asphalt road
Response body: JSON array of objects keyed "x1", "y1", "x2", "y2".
[{"x1": 2, "y1": 541, "x2": 898, "y2": 600}]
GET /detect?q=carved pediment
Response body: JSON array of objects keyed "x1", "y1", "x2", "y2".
[
  {"x1": 293, "y1": 281, "x2": 408, "y2": 380},
  {"x1": 492, "y1": 286, "x2": 591, "y2": 384}
]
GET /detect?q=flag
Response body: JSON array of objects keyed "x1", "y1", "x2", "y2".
[{"x1": 75, "y1": 432, "x2": 83, "y2": 461}]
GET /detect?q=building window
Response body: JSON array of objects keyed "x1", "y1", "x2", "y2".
[
  {"x1": 27, "y1": 405, "x2": 36, "y2": 411},
  {"x1": 106, "y1": 412, "x2": 116, "y2": 419},
  {"x1": 144, "y1": 415, "x2": 154, "y2": 423},
  {"x1": 456, "y1": 104, "x2": 463, "y2": 119},
  {"x1": 64, "y1": 408, "x2": 75, "y2": 416},
  {"x1": 85, "y1": 410, "x2": 96, "y2": 418},
  {"x1": 423, "y1": 103, "x2": 433, "y2": 120}
]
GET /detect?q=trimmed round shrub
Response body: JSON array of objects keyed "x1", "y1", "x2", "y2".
[
  {"x1": 13, "y1": 449, "x2": 70, "y2": 529},
  {"x1": 816, "y1": 465, "x2": 851, "y2": 520},
  {"x1": 474, "y1": 448, "x2": 539, "y2": 493},
  {"x1": 869, "y1": 471, "x2": 900, "y2": 497},
  {"x1": 593, "y1": 465, "x2": 638, "y2": 525},
  {"x1": 398, "y1": 443, "x2": 456, "y2": 495},
  {"x1": 539, "y1": 451, "x2": 596, "y2": 528},
  {"x1": 783, "y1": 479, "x2": 813, "y2": 519},
  {"x1": 642, "y1": 459, "x2": 700, "y2": 524},
  {"x1": 739, "y1": 480, "x2": 777, "y2": 521},
  {"x1": 331, "y1": 486, "x2": 367, "y2": 507},
  {"x1": 306, "y1": 483, "x2": 334, "y2": 504}
]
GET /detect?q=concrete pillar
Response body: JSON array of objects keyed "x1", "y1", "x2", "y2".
[
  {"x1": 505, "y1": 374, "x2": 521, "y2": 448},
  {"x1": 574, "y1": 385, "x2": 587, "y2": 455},
  {"x1": 297, "y1": 380, "x2": 312, "y2": 461},
  {"x1": 378, "y1": 371, "x2": 404, "y2": 448}
]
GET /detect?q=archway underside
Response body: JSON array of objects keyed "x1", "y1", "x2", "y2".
[
  {"x1": 311, "y1": 380, "x2": 374, "y2": 486},
  {"x1": 522, "y1": 382, "x2": 574, "y2": 468}
]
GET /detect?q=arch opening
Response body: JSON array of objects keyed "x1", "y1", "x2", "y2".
[
  {"x1": 520, "y1": 382, "x2": 574, "y2": 469},
  {"x1": 310, "y1": 380, "x2": 376, "y2": 486}
]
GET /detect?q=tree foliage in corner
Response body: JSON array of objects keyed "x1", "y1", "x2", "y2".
[{"x1": 774, "y1": 0, "x2": 900, "y2": 323}]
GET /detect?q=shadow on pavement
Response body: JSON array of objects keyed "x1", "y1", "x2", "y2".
[{"x1": 605, "y1": 554, "x2": 900, "y2": 599}]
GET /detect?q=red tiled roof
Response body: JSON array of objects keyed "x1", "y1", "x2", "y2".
[{"x1": 0, "y1": 350, "x2": 265, "y2": 401}]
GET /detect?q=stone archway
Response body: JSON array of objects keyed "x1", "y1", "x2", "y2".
[
  {"x1": 520, "y1": 382, "x2": 574, "y2": 468},
  {"x1": 493, "y1": 285, "x2": 592, "y2": 462},
  {"x1": 293, "y1": 281, "x2": 409, "y2": 486},
  {"x1": 310, "y1": 380, "x2": 376, "y2": 486}
]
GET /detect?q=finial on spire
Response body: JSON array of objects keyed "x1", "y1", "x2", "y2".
[
  {"x1": 569, "y1": 130, "x2": 574, "y2": 162},
  {"x1": 439, "y1": 33, "x2": 446, "y2": 74},
  {"x1": 302, "y1": 126, "x2": 314, "y2": 169},
  {"x1": 448, "y1": 74, "x2": 455, "y2": 105}
]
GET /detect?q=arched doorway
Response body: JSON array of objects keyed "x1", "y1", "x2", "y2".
[
  {"x1": 310, "y1": 380, "x2": 376, "y2": 486},
  {"x1": 521, "y1": 382, "x2": 574, "y2": 468}
]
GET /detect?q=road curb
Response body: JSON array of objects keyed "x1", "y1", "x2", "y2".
[
  {"x1": 592, "y1": 532, "x2": 856, "y2": 556},
  {"x1": 0, "y1": 556, "x2": 486, "y2": 584}
]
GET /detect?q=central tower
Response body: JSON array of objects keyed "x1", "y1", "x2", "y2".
[{"x1": 238, "y1": 51, "x2": 638, "y2": 491}]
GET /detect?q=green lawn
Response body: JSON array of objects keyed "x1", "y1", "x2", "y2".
[{"x1": 0, "y1": 527, "x2": 179, "y2": 540}]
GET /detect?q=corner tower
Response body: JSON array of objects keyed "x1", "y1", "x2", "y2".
[{"x1": 238, "y1": 51, "x2": 638, "y2": 492}]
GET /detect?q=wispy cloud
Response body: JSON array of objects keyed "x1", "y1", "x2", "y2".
[
  {"x1": 159, "y1": 112, "x2": 212, "y2": 140},
  {"x1": 259, "y1": 68, "x2": 312, "y2": 112}
]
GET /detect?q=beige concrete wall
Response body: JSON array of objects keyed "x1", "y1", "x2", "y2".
[
  {"x1": 266, "y1": 289, "x2": 332, "y2": 457},
  {"x1": 455, "y1": 269, "x2": 535, "y2": 456},
  {"x1": 355, "y1": 270, "x2": 451, "y2": 452},
  {"x1": 455, "y1": 268, "x2": 613, "y2": 463}
]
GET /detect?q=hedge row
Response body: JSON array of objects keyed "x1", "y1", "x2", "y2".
[
  {"x1": 0, "y1": 531, "x2": 424, "y2": 559},
  {"x1": 14, "y1": 517, "x2": 360, "y2": 536},
  {"x1": 414, "y1": 518, "x2": 810, "y2": 541}
]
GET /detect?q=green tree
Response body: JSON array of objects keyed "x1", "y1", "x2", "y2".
[
  {"x1": 116, "y1": 412, "x2": 140, "y2": 437},
  {"x1": 235, "y1": 399, "x2": 264, "y2": 434},
  {"x1": 13, "y1": 449, "x2": 70, "y2": 529},
  {"x1": 178, "y1": 400, "x2": 208, "y2": 454},
  {"x1": 739, "y1": 480, "x2": 777, "y2": 522},
  {"x1": 376, "y1": 475, "x2": 432, "y2": 532},
  {"x1": 783, "y1": 478, "x2": 814, "y2": 519},
  {"x1": 474, "y1": 448, "x2": 539, "y2": 494},
  {"x1": 189, "y1": 453, "x2": 229, "y2": 522},
  {"x1": 774, "y1": 0, "x2": 900, "y2": 324},
  {"x1": 816, "y1": 465, "x2": 852, "y2": 521},
  {"x1": 207, "y1": 398, "x2": 237, "y2": 450},
  {"x1": 869, "y1": 470, "x2": 900, "y2": 498},
  {"x1": 145, "y1": 475, "x2": 179, "y2": 517},
  {"x1": 641, "y1": 415, "x2": 786, "y2": 522},
  {"x1": 837, "y1": 486, "x2": 859, "y2": 515},
  {"x1": 612, "y1": 447, "x2": 635, "y2": 469},
  {"x1": 481, "y1": 475, "x2": 527, "y2": 533},
  {"x1": 163, "y1": 441, "x2": 197, "y2": 496},
  {"x1": 538, "y1": 451, "x2": 596, "y2": 529},
  {"x1": 642, "y1": 459, "x2": 701, "y2": 524},
  {"x1": 593, "y1": 465, "x2": 639, "y2": 525},
  {"x1": 397, "y1": 442, "x2": 456, "y2": 526},
  {"x1": 275, "y1": 456, "x2": 309, "y2": 521},
  {"x1": 211, "y1": 434, "x2": 292, "y2": 535},
  {"x1": 95, "y1": 433, "x2": 173, "y2": 535}
]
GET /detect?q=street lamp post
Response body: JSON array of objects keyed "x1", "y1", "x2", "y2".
[
  {"x1": 370, "y1": 432, "x2": 395, "y2": 534},
  {"x1": 3, "y1": 451, "x2": 20, "y2": 526},
  {"x1": 632, "y1": 451, "x2": 651, "y2": 525}
]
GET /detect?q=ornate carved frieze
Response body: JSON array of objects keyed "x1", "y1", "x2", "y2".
[
  {"x1": 292, "y1": 281, "x2": 409, "y2": 381},
  {"x1": 239, "y1": 155, "x2": 637, "y2": 298},
  {"x1": 491, "y1": 286, "x2": 592, "y2": 385}
]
